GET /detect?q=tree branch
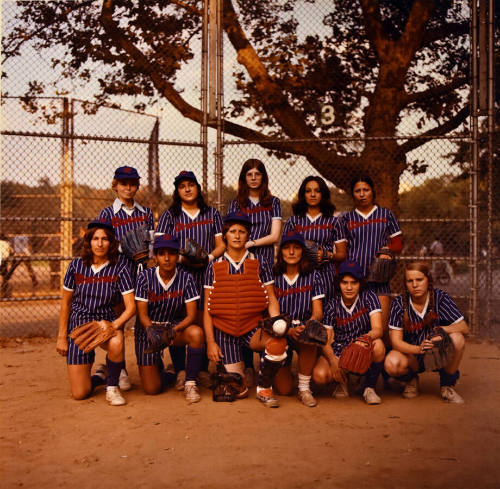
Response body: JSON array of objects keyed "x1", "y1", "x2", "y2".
[
  {"x1": 402, "y1": 75, "x2": 468, "y2": 105},
  {"x1": 360, "y1": 0, "x2": 390, "y2": 59},
  {"x1": 421, "y1": 20, "x2": 469, "y2": 48}
]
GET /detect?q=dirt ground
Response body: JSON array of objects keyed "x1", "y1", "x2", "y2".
[{"x1": 1, "y1": 333, "x2": 499, "y2": 489}]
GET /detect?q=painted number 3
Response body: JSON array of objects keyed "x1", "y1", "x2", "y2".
[{"x1": 321, "y1": 104, "x2": 335, "y2": 125}]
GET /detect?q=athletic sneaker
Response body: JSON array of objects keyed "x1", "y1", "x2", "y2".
[
  {"x1": 440, "y1": 386, "x2": 464, "y2": 404},
  {"x1": 298, "y1": 389, "x2": 317, "y2": 407},
  {"x1": 118, "y1": 369, "x2": 131, "y2": 391},
  {"x1": 175, "y1": 370, "x2": 186, "y2": 391},
  {"x1": 197, "y1": 371, "x2": 213, "y2": 389},
  {"x1": 94, "y1": 363, "x2": 107, "y2": 380},
  {"x1": 184, "y1": 383, "x2": 201, "y2": 404},
  {"x1": 402, "y1": 377, "x2": 419, "y2": 399},
  {"x1": 256, "y1": 388, "x2": 280, "y2": 408},
  {"x1": 105, "y1": 386, "x2": 126, "y2": 406},
  {"x1": 332, "y1": 382, "x2": 349, "y2": 399},
  {"x1": 363, "y1": 387, "x2": 382, "y2": 405},
  {"x1": 244, "y1": 367, "x2": 255, "y2": 388}
]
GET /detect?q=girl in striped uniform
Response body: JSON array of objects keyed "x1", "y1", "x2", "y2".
[
  {"x1": 56, "y1": 219, "x2": 136, "y2": 406},
  {"x1": 283, "y1": 176, "x2": 347, "y2": 300},
  {"x1": 341, "y1": 176, "x2": 402, "y2": 337},
  {"x1": 385, "y1": 261, "x2": 469, "y2": 403},
  {"x1": 155, "y1": 171, "x2": 225, "y2": 388},
  {"x1": 272, "y1": 231, "x2": 325, "y2": 407},
  {"x1": 134, "y1": 234, "x2": 204, "y2": 403},
  {"x1": 98, "y1": 166, "x2": 154, "y2": 390},
  {"x1": 204, "y1": 212, "x2": 284, "y2": 407},
  {"x1": 313, "y1": 260, "x2": 386, "y2": 404}
]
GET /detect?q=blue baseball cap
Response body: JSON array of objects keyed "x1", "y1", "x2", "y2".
[
  {"x1": 338, "y1": 260, "x2": 364, "y2": 280},
  {"x1": 174, "y1": 170, "x2": 198, "y2": 186},
  {"x1": 87, "y1": 218, "x2": 115, "y2": 234},
  {"x1": 223, "y1": 211, "x2": 251, "y2": 227},
  {"x1": 114, "y1": 166, "x2": 140, "y2": 180},
  {"x1": 280, "y1": 230, "x2": 306, "y2": 248},
  {"x1": 153, "y1": 234, "x2": 180, "y2": 251}
]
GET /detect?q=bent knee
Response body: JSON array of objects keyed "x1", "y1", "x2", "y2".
[
  {"x1": 450, "y1": 332, "x2": 465, "y2": 350},
  {"x1": 384, "y1": 352, "x2": 404, "y2": 376},
  {"x1": 372, "y1": 338, "x2": 386, "y2": 359},
  {"x1": 72, "y1": 387, "x2": 92, "y2": 401},
  {"x1": 312, "y1": 367, "x2": 330, "y2": 385},
  {"x1": 186, "y1": 325, "x2": 205, "y2": 345}
]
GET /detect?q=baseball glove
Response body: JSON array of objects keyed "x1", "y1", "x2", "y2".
[
  {"x1": 144, "y1": 321, "x2": 176, "y2": 354},
  {"x1": 69, "y1": 320, "x2": 116, "y2": 353},
  {"x1": 338, "y1": 334, "x2": 374, "y2": 375},
  {"x1": 366, "y1": 247, "x2": 396, "y2": 283},
  {"x1": 180, "y1": 238, "x2": 209, "y2": 269},
  {"x1": 120, "y1": 226, "x2": 150, "y2": 268},
  {"x1": 303, "y1": 240, "x2": 330, "y2": 269},
  {"x1": 259, "y1": 314, "x2": 292, "y2": 338},
  {"x1": 423, "y1": 326, "x2": 455, "y2": 371},
  {"x1": 211, "y1": 363, "x2": 245, "y2": 402},
  {"x1": 296, "y1": 319, "x2": 328, "y2": 346}
]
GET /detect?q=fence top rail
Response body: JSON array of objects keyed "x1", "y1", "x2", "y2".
[{"x1": 223, "y1": 135, "x2": 471, "y2": 144}]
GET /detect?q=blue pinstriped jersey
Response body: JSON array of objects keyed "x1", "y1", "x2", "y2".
[
  {"x1": 63, "y1": 255, "x2": 134, "y2": 330},
  {"x1": 135, "y1": 266, "x2": 200, "y2": 323},
  {"x1": 389, "y1": 288, "x2": 463, "y2": 345}
]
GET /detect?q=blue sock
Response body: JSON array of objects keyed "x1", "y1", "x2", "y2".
[
  {"x1": 186, "y1": 346, "x2": 205, "y2": 382},
  {"x1": 106, "y1": 357, "x2": 124, "y2": 387},
  {"x1": 439, "y1": 369, "x2": 460, "y2": 387}
]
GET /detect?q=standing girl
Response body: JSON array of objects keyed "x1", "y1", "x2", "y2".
[{"x1": 56, "y1": 219, "x2": 136, "y2": 406}]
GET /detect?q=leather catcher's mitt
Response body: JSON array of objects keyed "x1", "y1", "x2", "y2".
[
  {"x1": 69, "y1": 320, "x2": 116, "y2": 353},
  {"x1": 423, "y1": 326, "x2": 455, "y2": 371},
  {"x1": 303, "y1": 240, "x2": 330, "y2": 268},
  {"x1": 120, "y1": 226, "x2": 150, "y2": 267},
  {"x1": 145, "y1": 321, "x2": 176, "y2": 354},
  {"x1": 366, "y1": 247, "x2": 396, "y2": 283},
  {"x1": 296, "y1": 319, "x2": 328, "y2": 346},
  {"x1": 180, "y1": 238, "x2": 209, "y2": 269},
  {"x1": 259, "y1": 314, "x2": 292, "y2": 338},
  {"x1": 338, "y1": 334, "x2": 374, "y2": 375},
  {"x1": 211, "y1": 363, "x2": 245, "y2": 402}
]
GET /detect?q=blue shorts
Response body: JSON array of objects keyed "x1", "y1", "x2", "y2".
[
  {"x1": 134, "y1": 322, "x2": 163, "y2": 367},
  {"x1": 214, "y1": 327, "x2": 257, "y2": 365},
  {"x1": 66, "y1": 335, "x2": 95, "y2": 365}
]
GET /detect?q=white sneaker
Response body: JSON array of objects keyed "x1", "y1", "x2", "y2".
[
  {"x1": 363, "y1": 387, "x2": 382, "y2": 405},
  {"x1": 402, "y1": 377, "x2": 419, "y2": 399},
  {"x1": 105, "y1": 386, "x2": 126, "y2": 406},
  {"x1": 440, "y1": 386, "x2": 464, "y2": 404},
  {"x1": 332, "y1": 382, "x2": 349, "y2": 399},
  {"x1": 298, "y1": 389, "x2": 317, "y2": 407},
  {"x1": 175, "y1": 370, "x2": 186, "y2": 391},
  {"x1": 118, "y1": 369, "x2": 131, "y2": 391},
  {"x1": 93, "y1": 363, "x2": 107, "y2": 381},
  {"x1": 184, "y1": 383, "x2": 201, "y2": 404}
]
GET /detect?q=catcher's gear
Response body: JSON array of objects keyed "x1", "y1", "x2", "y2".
[
  {"x1": 366, "y1": 247, "x2": 396, "y2": 283},
  {"x1": 211, "y1": 364, "x2": 245, "y2": 402},
  {"x1": 303, "y1": 240, "x2": 330, "y2": 268},
  {"x1": 144, "y1": 321, "x2": 176, "y2": 354},
  {"x1": 423, "y1": 326, "x2": 455, "y2": 371},
  {"x1": 259, "y1": 314, "x2": 291, "y2": 338},
  {"x1": 338, "y1": 334, "x2": 374, "y2": 375},
  {"x1": 69, "y1": 320, "x2": 116, "y2": 353},
  {"x1": 296, "y1": 319, "x2": 328, "y2": 346},
  {"x1": 120, "y1": 225, "x2": 150, "y2": 268},
  {"x1": 180, "y1": 238, "x2": 209, "y2": 269}
]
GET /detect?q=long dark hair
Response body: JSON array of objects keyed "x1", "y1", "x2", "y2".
[
  {"x1": 169, "y1": 180, "x2": 209, "y2": 217},
  {"x1": 81, "y1": 227, "x2": 119, "y2": 267},
  {"x1": 350, "y1": 175, "x2": 376, "y2": 203},
  {"x1": 273, "y1": 242, "x2": 314, "y2": 276},
  {"x1": 402, "y1": 261, "x2": 437, "y2": 330},
  {"x1": 236, "y1": 159, "x2": 273, "y2": 209},
  {"x1": 292, "y1": 176, "x2": 335, "y2": 217}
]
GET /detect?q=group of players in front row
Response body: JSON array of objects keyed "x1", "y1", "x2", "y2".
[{"x1": 56, "y1": 162, "x2": 468, "y2": 408}]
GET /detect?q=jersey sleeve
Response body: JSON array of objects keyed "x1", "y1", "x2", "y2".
[
  {"x1": 184, "y1": 272, "x2": 201, "y2": 303},
  {"x1": 333, "y1": 216, "x2": 347, "y2": 242},
  {"x1": 63, "y1": 260, "x2": 76, "y2": 291},
  {"x1": 134, "y1": 270, "x2": 149, "y2": 302},
  {"x1": 204, "y1": 262, "x2": 215, "y2": 288},
  {"x1": 213, "y1": 208, "x2": 223, "y2": 235},
  {"x1": 155, "y1": 210, "x2": 173, "y2": 235},
  {"x1": 387, "y1": 209, "x2": 402, "y2": 237},
  {"x1": 364, "y1": 290, "x2": 382, "y2": 314},
  {"x1": 271, "y1": 197, "x2": 282, "y2": 219},
  {"x1": 389, "y1": 295, "x2": 404, "y2": 330},
  {"x1": 282, "y1": 216, "x2": 295, "y2": 235},
  {"x1": 258, "y1": 257, "x2": 274, "y2": 285},
  {"x1": 322, "y1": 298, "x2": 336, "y2": 329},
  {"x1": 312, "y1": 270, "x2": 325, "y2": 300},
  {"x1": 146, "y1": 208, "x2": 154, "y2": 232},
  {"x1": 436, "y1": 289, "x2": 464, "y2": 325},
  {"x1": 227, "y1": 199, "x2": 239, "y2": 213},
  {"x1": 97, "y1": 207, "x2": 111, "y2": 221},
  {"x1": 117, "y1": 261, "x2": 134, "y2": 295}
]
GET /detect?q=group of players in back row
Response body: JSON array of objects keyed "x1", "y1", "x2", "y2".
[{"x1": 56, "y1": 160, "x2": 469, "y2": 408}]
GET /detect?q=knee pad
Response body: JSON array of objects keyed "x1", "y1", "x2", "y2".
[{"x1": 264, "y1": 337, "x2": 287, "y2": 362}]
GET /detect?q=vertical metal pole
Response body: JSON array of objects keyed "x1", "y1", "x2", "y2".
[
  {"x1": 201, "y1": 0, "x2": 209, "y2": 195},
  {"x1": 470, "y1": 0, "x2": 479, "y2": 334},
  {"x1": 214, "y1": 0, "x2": 224, "y2": 213}
]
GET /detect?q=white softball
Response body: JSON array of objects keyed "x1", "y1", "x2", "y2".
[{"x1": 272, "y1": 319, "x2": 287, "y2": 336}]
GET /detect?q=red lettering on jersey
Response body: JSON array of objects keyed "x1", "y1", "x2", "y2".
[
  {"x1": 347, "y1": 218, "x2": 387, "y2": 231},
  {"x1": 242, "y1": 205, "x2": 272, "y2": 215},
  {"x1": 336, "y1": 307, "x2": 368, "y2": 326},
  {"x1": 175, "y1": 218, "x2": 213, "y2": 232},
  {"x1": 294, "y1": 223, "x2": 333, "y2": 232},
  {"x1": 75, "y1": 273, "x2": 118, "y2": 285},
  {"x1": 148, "y1": 289, "x2": 184, "y2": 302},
  {"x1": 111, "y1": 215, "x2": 147, "y2": 228},
  {"x1": 275, "y1": 284, "x2": 313, "y2": 298}
]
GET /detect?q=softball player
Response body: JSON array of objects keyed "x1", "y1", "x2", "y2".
[
  {"x1": 135, "y1": 234, "x2": 204, "y2": 403},
  {"x1": 155, "y1": 171, "x2": 224, "y2": 388},
  {"x1": 313, "y1": 260, "x2": 386, "y2": 404},
  {"x1": 384, "y1": 261, "x2": 469, "y2": 403},
  {"x1": 56, "y1": 219, "x2": 136, "y2": 406},
  {"x1": 203, "y1": 211, "x2": 285, "y2": 407},
  {"x1": 341, "y1": 175, "x2": 402, "y2": 336},
  {"x1": 272, "y1": 230, "x2": 325, "y2": 407},
  {"x1": 283, "y1": 176, "x2": 347, "y2": 300},
  {"x1": 98, "y1": 165, "x2": 154, "y2": 390}
]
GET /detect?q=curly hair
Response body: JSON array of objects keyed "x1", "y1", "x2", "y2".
[
  {"x1": 221, "y1": 221, "x2": 251, "y2": 245},
  {"x1": 81, "y1": 227, "x2": 119, "y2": 267},
  {"x1": 292, "y1": 176, "x2": 335, "y2": 217},
  {"x1": 273, "y1": 242, "x2": 314, "y2": 276},
  {"x1": 169, "y1": 180, "x2": 209, "y2": 217},
  {"x1": 236, "y1": 159, "x2": 273, "y2": 209}
]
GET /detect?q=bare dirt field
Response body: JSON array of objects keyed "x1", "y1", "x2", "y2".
[{"x1": 1, "y1": 333, "x2": 499, "y2": 489}]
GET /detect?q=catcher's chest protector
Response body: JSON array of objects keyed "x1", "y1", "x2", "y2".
[{"x1": 208, "y1": 259, "x2": 269, "y2": 336}]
